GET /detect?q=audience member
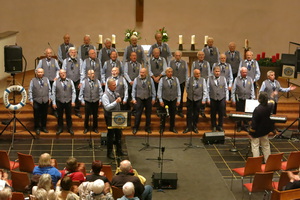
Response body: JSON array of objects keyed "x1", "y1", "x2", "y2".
[
  {"x1": 85, "y1": 160, "x2": 111, "y2": 194},
  {"x1": 32, "y1": 153, "x2": 61, "y2": 186},
  {"x1": 112, "y1": 160, "x2": 152, "y2": 200},
  {"x1": 0, "y1": 187, "x2": 12, "y2": 200},
  {"x1": 32, "y1": 174, "x2": 56, "y2": 200},
  {"x1": 56, "y1": 176, "x2": 79, "y2": 200},
  {"x1": 0, "y1": 170, "x2": 10, "y2": 189},
  {"x1": 60, "y1": 157, "x2": 85, "y2": 183},
  {"x1": 285, "y1": 171, "x2": 300, "y2": 190},
  {"x1": 52, "y1": 69, "x2": 76, "y2": 136},
  {"x1": 117, "y1": 182, "x2": 139, "y2": 200}
]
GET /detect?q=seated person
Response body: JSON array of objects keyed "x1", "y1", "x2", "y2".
[
  {"x1": 60, "y1": 157, "x2": 85, "y2": 183},
  {"x1": 118, "y1": 182, "x2": 139, "y2": 200},
  {"x1": 285, "y1": 171, "x2": 300, "y2": 190},
  {"x1": 0, "y1": 170, "x2": 10, "y2": 190},
  {"x1": 32, "y1": 153, "x2": 61, "y2": 186},
  {"x1": 112, "y1": 160, "x2": 152, "y2": 200},
  {"x1": 78, "y1": 179, "x2": 113, "y2": 200},
  {"x1": 33, "y1": 188, "x2": 56, "y2": 200},
  {"x1": 56, "y1": 176, "x2": 79, "y2": 200},
  {"x1": 0, "y1": 187, "x2": 12, "y2": 200},
  {"x1": 32, "y1": 174, "x2": 56, "y2": 200},
  {"x1": 85, "y1": 160, "x2": 111, "y2": 194}
]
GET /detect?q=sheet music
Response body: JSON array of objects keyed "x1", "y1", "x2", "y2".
[{"x1": 244, "y1": 99, "x2": 259, "y2": 113}]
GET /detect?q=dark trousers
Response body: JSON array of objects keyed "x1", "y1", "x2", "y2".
[
  {"x1": 162, "y1": 99, "x2": 177, "y2": 129},
  {"x1": 56, "y1": 101, "x2": 72, "y2": 130},
  {"x1": 74, "y1": 80, "x2": 81, "y2": 113},
  {"x1": 107, "y1": 129, "x2": 122, "y2": 154},
  {"x1": 134, "y1": 97, "x2": 152, "y2": 129},
  {"x1": 186, "y1": 99, "x2": 201, "y2": 130},
  {"x1": 177, "y1": 82, "x2": 185, "y2": 113},
  {"x1": 210, "y1": 98, "x2": 225, "y2": 128},
  {"x1": 84, "y1": 101, "x2": 99, "y2": 129},
  {"x1": 236, "y1": 99, "x2": 247, "y2": 127},
  {"x1": 33, "y1": 101, "x2": 48, "y2": 130}
]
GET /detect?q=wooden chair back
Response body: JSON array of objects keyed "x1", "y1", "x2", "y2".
[
  {"x1": 17, "y1": 152, "x2": 35, "y2": 173},
  {"x1": 102, "y1": 165, "x2": 113, "y2": 182},
  {"x1": 0, "y1": 150, "x2": 19, "y2": 170},
  {"x1": 11, "y1": 192, "x2": 25, "y2": 200},
  {"x1": 262, "y1": 153, "x2": 284, "y2": 172},
  {"x1": 274, "y1": 170, "x2": 299, "y2": 191},
  {"x1": 251, "y1": 172, "x2": 274, "y2": 192},
  {"x1": 243, "y1": 156, "x2": 263, "y2": 176},
  {"x1": 282, "y1": 151, "x2": 300, "y2": 170},
  {"x1": 11, "y1": 170, "x2": 30, "y2": 192},
  {"x1": 112, "y1": 186, "x2": 123, "y2": 199}
]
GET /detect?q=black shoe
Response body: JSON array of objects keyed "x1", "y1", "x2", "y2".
[
  {"x1": 117, "y1": 151, "x2": 128, "y2": 156},
  {"x1": 132, "y1": 128, "x2": 138, "y2": 135},
  {"x1": 94, "y1": 129, "x2": 99, "y2": 133},
  {"x1": 169, "y1": 128, "x2": 178, "y2": 134},
  {"x1": 75, "y1": 112, "x2": 82, "y2": 118},
  {"x1": 237, "y1": 126, "x2": 242, "y2": 132},
  {"x1": 56, "y1": 129, "x2": 63, "y2": 136},
  {"x1": 41, "y1": 128, "x2": 48, "y2": 133},
  {"x1": 107, "y1": 152, "x2": 115, "y2": 159},
  {"x1": 35, "y1": 129, "x2": 40, "y2": 135},
  {"x1": 145, "y1": 127, "x2": 152, "y2": 133},
  {"x1": 68, "y1": 129, "x2": 74, "y2": 135},
  {"x1": 183, "y1": 128, "x2": 191, "y2": 134},
  {"x1": 200, "y1": 112, "x2": 207, "y2": 118},
  {"x1": 53, "y1": 111, "x2": 58, "y2": 118},
  {"x1": 212, "y1": 127, "x2": 217, "y2": 132},
  {"x1": 177, "y1": 112, "x2": 184, "y2": 118},
  {"x1": 83, "y1": 129, "x2": 88, "y2": 134},
  {"x1": 218, "y1": 127, "x2": 224, "y2": 132},
  {"x1": 193, "y1": 127, "x2": 199, "y2": 134}
]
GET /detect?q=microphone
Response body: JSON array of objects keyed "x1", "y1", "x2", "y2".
[
  {"x1": 48, "y1": 42, "x2": 57, "y2": 56},
  {"x1": 165, "y1": 105, "x2": 169, "y2": 117}
]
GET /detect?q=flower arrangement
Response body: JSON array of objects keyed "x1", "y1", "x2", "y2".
[
  {"x1": 157, "y1": 27, "x2": 169, "y2": 42},
  {"x1": 124, "y1": 29, "x2": 141, "y2": 42}
]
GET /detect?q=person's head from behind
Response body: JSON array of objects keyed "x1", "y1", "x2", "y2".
[
  {"x1": 34, "y1": 188, "x2": 48, "y2": 200},
  {"x1": 119, "y1": 160, "x2": 132, "y2": 173},
  {"x1": 66, "y1": 157, "x2": 78, "y2": 172},
  {"x1": 37, "y1": 174, "x2": 52, "y2": 191},
  {"x1": 0, "y1": 187, "x2": 12, "y2": 200},
  {"x1": 61, "y1": 176, "x2": 72, "y2": 191},
  {"x1": 122, "y1": 182, "x2": 135, "y2": 197},
  {"x1": 258, "y1": 92, "x2": 268, "y2": 106},
  {"x1": 92, "y1": 179, "x2": 105, "y2": 195},
  {"x1": 38, "y1": 153, "x2": 52, "y2": 167},
  {"x1": 91, "y1": 160, "x2": 103, "y2": 175}
]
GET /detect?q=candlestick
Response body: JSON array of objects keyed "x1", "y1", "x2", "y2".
[
  {"x1": 262, "y1": 52, "x2": 266, "y2": 59},
  {"x1": 178, "y1": 44, "x2": 183, "y2": 51},
  {"x1": 179, "y1": 35, "x2": 183, "y2": 45},
  {"x1": 191, "y1": 44, "x2": 195, "y2": 51},
  {"x1": 112, "y1": 34, "x2": 116, "y2": 44},
  {"x1": 244, "y1": 39, "x2": 249, "y2": 49},
  {"x1": 272, "y1": 56, "x2": 276, "y2": 63},
  {"x1": 276, "y1": 53, "x2": 280, "y2": 60},
  {"x1": 191, "y1": 35, "x2": 195, "y2": 45},
  {"x1": 98, "y1": 43, "x2": 102, "y2": 50},
  {"x1": 256, "y1": 54, "x2": 261, "y2": 61},
  {"x1": 98, "y1": 35, "x2": 103, "y2": 44},
  {"x1": 204, "y1": 35, "x2": 208, "y2": 45}
]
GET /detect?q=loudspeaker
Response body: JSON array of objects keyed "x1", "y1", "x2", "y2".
[
  {"x1": 152, "y1": 173, "x2": 178, "y2": 189},
  {"x1": 203, "y1": 132, "x2": 225, "y2": 144},
  {"x1": 4, "y1": 45, "x2": 23, "y2": 73}
]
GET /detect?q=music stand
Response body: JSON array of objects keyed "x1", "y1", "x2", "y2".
[{"x1": 139, "y1": 130, "x2": 158, "y2": 151}]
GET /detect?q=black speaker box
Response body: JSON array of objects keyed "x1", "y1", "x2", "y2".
[
  {"x1": 4, "y1": 45, "x2": 23, "y2": 73},
  {"x1": 152, "y1": 172, "x2": 178, "y2": 189},
  {"x1": 203, "y1": 132, "x2": 225, "y2": 144}
]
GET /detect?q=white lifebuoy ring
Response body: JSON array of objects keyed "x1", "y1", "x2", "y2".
[{"x1": 3, "y1": 85, "x2": 27, "y2": 111}]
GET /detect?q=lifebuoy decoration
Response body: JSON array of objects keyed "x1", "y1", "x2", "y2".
[{"x1": 3, "y1": 85, "x2": 27, "y2": 111}]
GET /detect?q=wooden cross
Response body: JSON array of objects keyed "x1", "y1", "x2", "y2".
[{"x1": 136, "y1": 0, "x2": 144, "y2": 22}]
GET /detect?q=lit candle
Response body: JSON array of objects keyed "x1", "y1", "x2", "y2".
[
  {"x1": 191, "y1": 35, "x2": 195, "y2": 45},
  {"x1": 245, "y1": 39, "x2": 248, "y2": 48},
  {"x1": 179, "y1": 35, "x2": 183, "y2": 44},
  {"x1": 272, "y1": 55, "x2": 276, "y2": 63},
  {"x1": 262, "y1": 52, "x2": 266, "y2": 59},
  {"x1": 256, "y1": 54, "x2": 261, "y2": 61},
  {"x1": 98, "y1": 35, "x2": 103, "y2": 44},
  {"x1": 112, "y1": 34, "x2": 116, "y2": 44},
  {"x1": 276, "y1": 53, "x2": 280, "y2": 60},
  {"x1": 204, "y1": 35, "x2": 208, "y2": 45}
]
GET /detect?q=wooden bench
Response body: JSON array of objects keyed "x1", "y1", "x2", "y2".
[{"x1": 271, "y1": 188, "x2": 300, "y2": 200}]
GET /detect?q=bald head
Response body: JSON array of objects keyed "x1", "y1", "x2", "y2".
[{"x1": 120, "y1": 160, "x2": 132, "y2": 173}]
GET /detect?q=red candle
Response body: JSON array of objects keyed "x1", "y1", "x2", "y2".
[
  {"x1": 276, "y1": 53, "x2": 280, "y2": 60},
  {"x1": 256, "y1": 54, "x2": 261, "y2": 61},
  {"x1": 262, "y1": 52, "x2": 266, "y2": 59},
  {"x1": 272, "y1": 55, "x2": 276, "y2": 63}
]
